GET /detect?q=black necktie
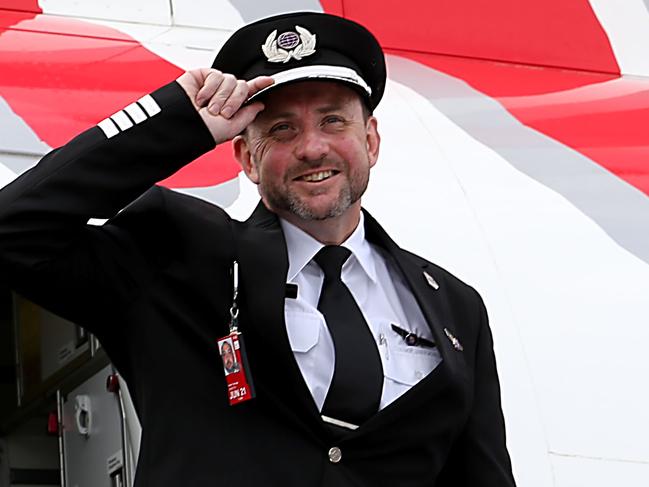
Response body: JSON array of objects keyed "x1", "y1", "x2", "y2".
[{"x1": 314, "y1": 245, "x2": 383, "y2": 426}]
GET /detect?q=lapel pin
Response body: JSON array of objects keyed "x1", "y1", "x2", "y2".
[
  {"x1": 444, "y1": 328, "x2": 463, "y2": 351},
  {"x1": 423, "y1": 271, "x2": 439, "y2": 290}
]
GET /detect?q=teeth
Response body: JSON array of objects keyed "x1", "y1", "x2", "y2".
[{"x1": 302, "y1": 170, "x2": 333, "y2": 182}]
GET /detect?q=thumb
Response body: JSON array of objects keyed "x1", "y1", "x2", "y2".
[
  {"x1": 209, "y1": 102, "x2": 265, "y2": 144},
  {"x1": 230, "y1": 101, "x2": 266, "y2": 129}
]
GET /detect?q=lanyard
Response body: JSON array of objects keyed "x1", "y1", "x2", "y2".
[
  {"x1": 218, "y1": 260, "x2": 255, "y2": 405},
  {"x1": 229, "y1": 260, "x2": 239, "y2": 334}
]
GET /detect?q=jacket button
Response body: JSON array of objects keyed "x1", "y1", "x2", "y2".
[{"x1": 328, "y1": 446, "x2": 342, "y2": 463}]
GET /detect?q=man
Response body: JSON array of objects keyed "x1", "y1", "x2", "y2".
[
  {"x1": 220, "y1": 340, "x2": 240, "y2": 374},
  {"x1": 0, "y1": 12, "x2": 516, "y2": 487}
]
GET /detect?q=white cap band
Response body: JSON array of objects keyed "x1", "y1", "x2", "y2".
[{"x1": 249, "y1": 64, "x2": 372, "y2": 101}]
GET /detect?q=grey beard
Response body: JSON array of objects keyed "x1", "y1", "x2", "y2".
[
  {"x1": 286, "y1": 185, "x2": 354, "y2": 221},
  {"x1": 254, "y1": 155, "x2": 370, "y2": 221},
  {"x1": 260, "y1": 168, "x2": 371, "y2": 221}
]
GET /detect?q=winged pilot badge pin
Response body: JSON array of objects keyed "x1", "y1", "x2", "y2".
[{"x1": 444, "y1": 328, "x2": 463, "y2": 352}]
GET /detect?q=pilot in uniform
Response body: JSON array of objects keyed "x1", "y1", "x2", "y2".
[{"x1": 0, "y1": 11, "x2": 516, "y2": 487}]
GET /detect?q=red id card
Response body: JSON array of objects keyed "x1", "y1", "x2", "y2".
[{"x1": 217, "y1": 332, "x2": 255, "y2": 405}]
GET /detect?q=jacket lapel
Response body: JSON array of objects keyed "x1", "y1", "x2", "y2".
[
  {"x1": 235, "y1": 202, "x2": 325, "y2": 436},
  {"x1": 360, "y1": 209, "x2": 467, "y2": 433}
]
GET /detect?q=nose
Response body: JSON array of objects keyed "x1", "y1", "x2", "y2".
[{"x1": 293, "y1": 127, "x2": 328, "y2": 163}]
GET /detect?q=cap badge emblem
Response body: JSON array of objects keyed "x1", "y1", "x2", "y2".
[{"x1": 262, "y1": 25, "x2": 317, "y2": 63}]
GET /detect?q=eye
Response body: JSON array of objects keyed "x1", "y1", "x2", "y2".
[
  {"x1": 323, "y1": 115, "x2": 344, "y2": 125},
  {"x1": 269, "y1": 122, "x2": 291, "y2": 134}
]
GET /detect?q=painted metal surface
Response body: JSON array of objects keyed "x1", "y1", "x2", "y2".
[
  {"x1": 344, "y1": 0, "x2": 621, "y2": 73},
  {"x1": 61, "y1": 365, "x2": 128, "y2": 487},
  {"x1": 0, "y1": 8, "x2": 240, "y2": 191},
  {"x1": 1, "y1": 1, "x2": 649, "y2": 485}
]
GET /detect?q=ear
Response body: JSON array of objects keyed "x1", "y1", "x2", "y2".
[
  {"x1": 365, "y1": 116, "x2": 380, "y2": 169},
  {"x1": 233, "y1": 135, "x2": 260, "y2": 184}
]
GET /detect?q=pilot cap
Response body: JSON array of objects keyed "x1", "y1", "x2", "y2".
[{"x1": 211, "y1": 12, "x2": 386, "y2": 111}]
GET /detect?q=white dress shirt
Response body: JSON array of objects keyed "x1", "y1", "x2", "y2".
[{"x1": 280, "y1": 214, "x2": 442, "y2": 412}]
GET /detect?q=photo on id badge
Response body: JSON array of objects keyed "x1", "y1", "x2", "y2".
[{"x1": 220, "y1": 337, "x2": 240, "y2": 375}]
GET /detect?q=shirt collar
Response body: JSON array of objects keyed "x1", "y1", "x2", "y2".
[{"x1": 280, "y1": 213, "x2": 378, "y2": 283}]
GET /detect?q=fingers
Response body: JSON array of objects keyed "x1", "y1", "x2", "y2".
[
  {"x1": 194, "y1": 70, "x2": 230, "y2": 111},
  {"x1": 193, "y1": 70, "x2": 275, "y2": 119},
  {"x1": 188, "y1": 70, "x2": 275, "y2": 144},
  {"x1": 219, "y1": 79, "x2": 249, "y2": 118}
]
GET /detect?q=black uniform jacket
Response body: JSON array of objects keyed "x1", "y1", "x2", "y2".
[{"x1": 0, "y1": 82, "x2": 516, "y2": 487}]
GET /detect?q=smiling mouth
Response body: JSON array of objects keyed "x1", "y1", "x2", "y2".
[{"x1": 297, "y1": 170, "x2": 339, "y2": 182}]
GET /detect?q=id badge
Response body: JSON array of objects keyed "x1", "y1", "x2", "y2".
[{"x1": 218, "y1": 333, "x2": 255, "y2": 405}]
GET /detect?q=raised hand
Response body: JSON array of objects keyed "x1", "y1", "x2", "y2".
[{"x1": 176, "y1": 68, "x2": 274, "y2": 145}]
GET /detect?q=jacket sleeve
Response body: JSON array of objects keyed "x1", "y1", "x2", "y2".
[
  {"x1": 0, "y1": 81, "x2": 216, "y2": 331},
  {"x1": 435, "y1": 291, "x2": 517, "y2": 487}
]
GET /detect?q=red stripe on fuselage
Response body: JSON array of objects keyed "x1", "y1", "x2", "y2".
[
  {"x1": 339, "y1": 0, "x2": 620, "y2": 74},
  {"x1": 0, "y1": 11, "x2": 239, "y2": 188},
  {"x1": 0, "y1": 1, "x2": 41, "y2": 13},
  {"x1": 320, "y1": 2, "x2": 648, "y2": 196},
  {"x1": 391, "y1": 50, "x2": 649, "y2": 196}
]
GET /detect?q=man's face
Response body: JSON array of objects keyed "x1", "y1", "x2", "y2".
[
  {"x1": 221, "y1": 342, "x2": 235, "y2": 370},
  {"x1": 234, "y1": 81, "x2": 380, "y2": 222}
]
